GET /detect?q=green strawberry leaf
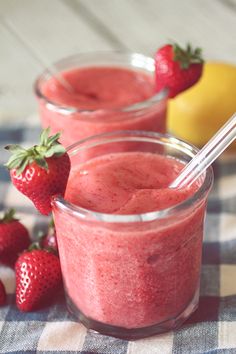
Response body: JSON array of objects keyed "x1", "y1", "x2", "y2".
[
  {"x1": 5, "y1": 127, "x2": 66, "y2": 174},
  {"x1": 17, "y1": 157, "x2": 31, "y2": 175},
  {"x1": 40, "y1": 127, "x2": 50, "y2": 146},
  {"x1": 5, "y1": 154, "x2": 26, "y2": 169},
  {"x1": 44, "y1": 144, "x2": 65, "y2": 158},
  {"x1": 172, "y1": 42, "x2": 204, "y2": 69},
  {"x1": 28, "y1": 241, "x2": 42, "y2": 251},
  {"x1": 34, "y1": 157, "x2": 48, "y2": 170},
  {"x1": 0, "y1": 208, "x2": 18, "y2": 223},
  {"x1": 47, "y1": 133, "x2": 61, "y2": 146},
  {"x1": 5, "y1": 145, "x2": 26, "y2": 154},
  {"x1": 28, "y1": 241, "x2": 57, "y2": 255}
]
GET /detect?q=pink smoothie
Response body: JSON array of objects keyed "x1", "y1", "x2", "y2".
[
  {"x1": 43, "y1": 67, "x2": 154, "y2": 109},
  {"x1": 37, "y1": 66, "x2": 167, "y2": 148},
  {"x1": 53, "y1": 152, "x2": 206, "y2": 329}
]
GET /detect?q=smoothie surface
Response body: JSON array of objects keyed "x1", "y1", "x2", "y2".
[
  {"x1": 65, "y1": 152, "x2": 198, "y2": 214},
  {"x1": 42, "y1": 67, "x2": 155, "y2": 109}
]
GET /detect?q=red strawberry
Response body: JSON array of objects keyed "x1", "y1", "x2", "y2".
[
  {"x1": 0, "y1": 279, "x2": 6, "y2": 306},
  {"x1": 5, "y1": 128, "x2": 71, "y2": 215},
  {"x1": 155, "y1": 42, "x2": 204, "y2": 98},
  {"x1": 40, "y1": 218, "x2": 58, "y2": 253},
  {"x1": 15, "y1": 245, "x2": 62, "y2": 311},
  {"x1": 0, "y1": 209, "x2": 30, "y2": 267}
]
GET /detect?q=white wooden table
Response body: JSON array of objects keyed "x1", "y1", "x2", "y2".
[{"x1": 0, "y1": 0, "x2": 236, "y2": 126}]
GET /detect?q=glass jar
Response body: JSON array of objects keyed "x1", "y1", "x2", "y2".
[
  {"x1": 52, "y1": 130, "x2": 213, "y2": 339},
  {"x1": 35, "y1": 52, "x2": 167, "y2": 149}
]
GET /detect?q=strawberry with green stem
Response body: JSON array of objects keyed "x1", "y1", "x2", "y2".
[
  {"x1": 0, "y1": 209, "x2": 30, "y2": 267},
  {"x1": 5, "y1": 128, "x2": 71, "y2": 215},
  {"x1": 155, "y1": 42, "x2": 204, "y2": 98},
  {"x1": 15, "y1": 243, "x2": 62, "y2": 311}
]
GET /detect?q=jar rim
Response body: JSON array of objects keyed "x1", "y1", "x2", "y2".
[
  {"x1": 52, "y1": 130, "x2": 214, "y2": 223},
  {"x1": 34, "y1": 51, "x2": 168, "y2": 114}
]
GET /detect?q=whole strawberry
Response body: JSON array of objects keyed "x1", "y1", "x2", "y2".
[
  {"x1": 0, "y1": 279, "x2": 6, "y2": 306},
  {"x1": 155, "y1": 42, "x2": 204, "y2": 98},
  {"x1": 40, "y1": 218, "x2": 58, "y2": 254},
  {"x1": 5, "y1": 128, "x2": 71, "y2": 215},
  {"x1": 15, "y1": 245, "x2": 62, "y2": 311},
  {"x1": 0, "y1": 209, "x2": 30, "y2": 267}
]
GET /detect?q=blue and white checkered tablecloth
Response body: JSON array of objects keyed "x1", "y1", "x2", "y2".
[{"x1": 0, "y1": 124, "x2": 236, "y2": 354}]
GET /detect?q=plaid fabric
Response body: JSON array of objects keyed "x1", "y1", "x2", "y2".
[{"x1": 0, "y1": 123, "x2": 236, "y2": 354}]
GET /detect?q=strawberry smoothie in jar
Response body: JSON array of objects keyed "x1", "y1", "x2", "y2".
[
  {"x1": 34, "y1": 52, "x2": 167, "y2": 150},
  {"x1": 52, "y1": 130, "x2": 213, "y2": 339}
]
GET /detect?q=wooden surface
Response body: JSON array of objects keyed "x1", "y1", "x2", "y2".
[{"x1": 0, "y1": 0, "x2": 236, "y2": 124}]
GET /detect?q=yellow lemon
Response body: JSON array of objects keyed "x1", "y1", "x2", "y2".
[{"x1": 168, "y1": 61, "x2": 236, "y2": 150}]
